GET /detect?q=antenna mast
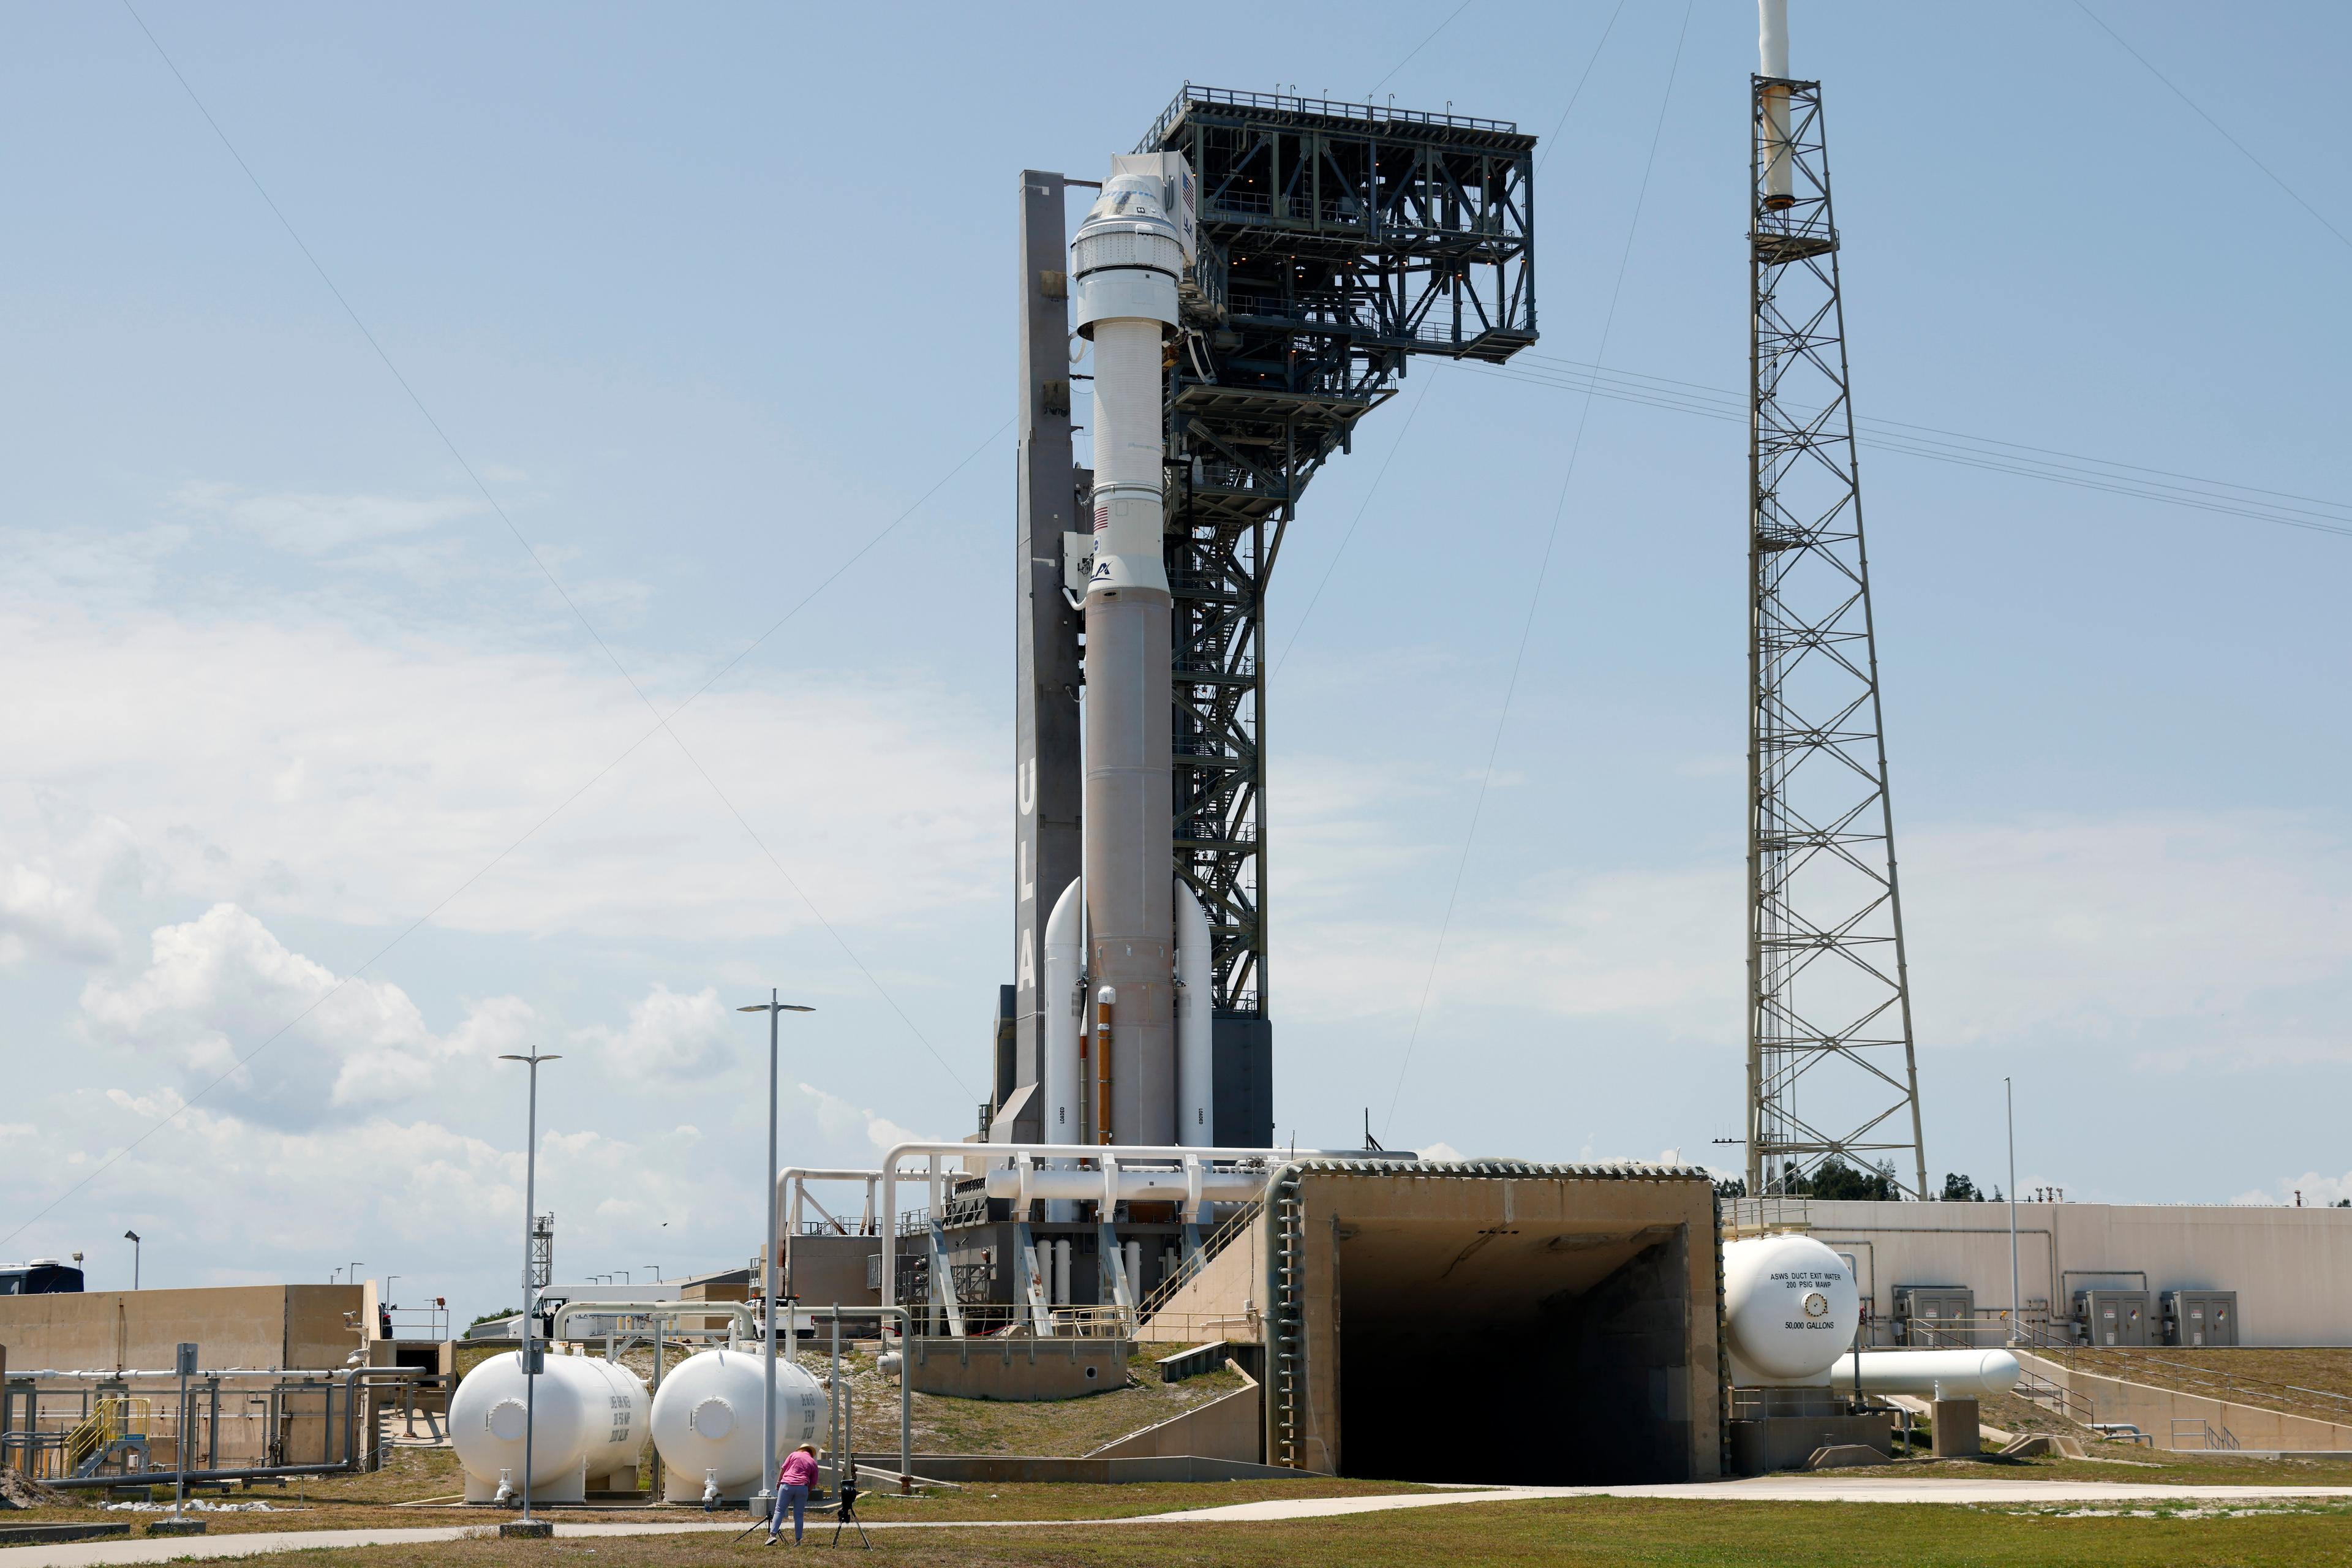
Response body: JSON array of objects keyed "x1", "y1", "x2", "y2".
[{"x1": 1745, "y1": 0, "x2": 1929, "y2": 1200}]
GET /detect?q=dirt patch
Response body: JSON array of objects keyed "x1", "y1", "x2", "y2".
[{"x1": 0, "y1": 1469, "x2": 67, "y2": 1509}]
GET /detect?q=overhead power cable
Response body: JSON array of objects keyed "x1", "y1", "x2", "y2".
[
  {"x1": 1384, "y1": 0, "x2": 1696, "y2": 1139},
  {"x1": 1272, "y1": 376, "x2": 1434, "y2": 678},
  {"x1": 2070, "y1": 1, "x2": 2352, "y2": 258},
  {"x1": 1369, "y1": 0, "x2": 1475, "y2": 95},
  {"x1": 1469, "y1": 353, "x2": 2352, "y2": 540}
]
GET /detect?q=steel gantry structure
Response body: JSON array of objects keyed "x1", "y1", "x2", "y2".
[
  {"x1": 1003, "y1": 86, "x2": 1536, "y2": 1146},
  {"x1": 1744, "y1": 70, "x2": 1929, "y2": 1199}
]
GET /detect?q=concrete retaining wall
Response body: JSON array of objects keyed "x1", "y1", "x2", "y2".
[
  {"x1": 1728, "y1": 1412, "x2": 1895, "y2": 1474},
  {"x1": 905, "y1": 1336, "x2": 1127, "y2": 1400},
  {"x1": 0, "y1": 1286, "x2": 363, "y2": 1372},
  {"x1": 901, "y1": 1453, "x2": 1298, "y2": 1483},
  {"x1": 1090, "y1": 1363, "x2": 1261, "y2": 1463},
  {"x1": 2018, "y1": 1351, "x2": 2352, "y2": 1452}
]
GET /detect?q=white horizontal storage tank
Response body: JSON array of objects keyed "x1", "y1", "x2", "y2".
[
  {"x1": 1725, "y1": 1234, "x2": 2021, "y2": 1396},
  {"x1": 449, "y1": 1349, "x2": 648, "y2": 1504},
  {"x1": 649, "y1": 1347, "x2": 826, "y2": 1506},
  {"x1": 1723, "y1": 1233, "x2": 1861, "y2": 1384}
]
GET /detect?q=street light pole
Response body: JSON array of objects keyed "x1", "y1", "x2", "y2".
[
  {"x1": 2006, "y1": 1076, "x2": 2021, "y2": 1347},
  {"x1": 124, "y1": 1232, "x2": 140, "y2": 1290},
  {"x1": 739, "y1": 991, "x2": 813, "y2": 1519},
  {"x1": 499, "y1": 1050, "x2": 563, "y2": 1532}
]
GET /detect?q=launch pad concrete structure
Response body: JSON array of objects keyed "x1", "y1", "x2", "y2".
[{"x1": 1143, "y1": 1161, "x2": 1725, "y2": 1482}]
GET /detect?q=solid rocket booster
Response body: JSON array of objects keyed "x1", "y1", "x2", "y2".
[
  {"x1": 1069, "y1": 156, "x2": 1192, "y2": 1147},
  {"x1": 1758, "y1": 0, "x2": 1794, "y2": 208}
]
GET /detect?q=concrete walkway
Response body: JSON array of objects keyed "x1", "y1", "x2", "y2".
[{"x1": 14, "y1": 1479, "x2": 2352, "y2": 1566}]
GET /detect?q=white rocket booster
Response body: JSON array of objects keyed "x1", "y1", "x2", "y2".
[{"x1": 1062, "y1": 154, "x2": 1196, "y2": 1148}]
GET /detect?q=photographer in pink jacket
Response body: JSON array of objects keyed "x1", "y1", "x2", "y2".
[{"x1": 765, "y1": 1444, "x2": 820, "y2": 1545}]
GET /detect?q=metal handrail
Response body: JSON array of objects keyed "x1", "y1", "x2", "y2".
[
  {"x1": 1139, "y1": 83, "x2": 1519, "y2": 154},
  {"x1": 1138, "y1": 1199, "x2": 1264, "y2": 1322},
  {"x1": 63, "y1": 1395, "x2": 150, "y2": 1473},
  {"x1": 2169, "y1": 1417, "x2": 2241, "y2": 1451},
  {"x1": 2013, "y1": 1363, "x2": 2097, "y2": 1427},
  {"x1": 2048, "y1": 1349, "x2": 2352, "y2": 1420}
]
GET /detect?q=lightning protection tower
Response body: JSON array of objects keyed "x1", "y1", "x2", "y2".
[{"x1": 1745, "y1": 34, "x2": 1929, "y2": 1199}]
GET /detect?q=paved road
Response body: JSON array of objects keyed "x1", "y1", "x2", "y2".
[{"x1": 17, "y1": 1479, "x2": 2352, "y2": 1566}]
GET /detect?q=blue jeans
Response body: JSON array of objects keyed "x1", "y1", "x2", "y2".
[{"x1": 769, "y1": 1483, "x2": 809, "y2": 1541}]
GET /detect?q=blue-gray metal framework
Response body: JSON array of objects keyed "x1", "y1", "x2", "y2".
[
  {"x1": 1137, "y1": 86, "x2": 1539, "y2": 1019},
  {"x1": 1744, "y1": 74, "x2": 1928, "y2": 1199}
]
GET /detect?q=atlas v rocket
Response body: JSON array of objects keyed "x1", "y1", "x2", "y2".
[{"x1": 1041, "y1": 156, "x2": 1214, "y2": 1154}]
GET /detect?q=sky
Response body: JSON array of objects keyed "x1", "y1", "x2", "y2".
[{"x1": 1, "y1": 0, "x2": 2346, "y2": 1322}]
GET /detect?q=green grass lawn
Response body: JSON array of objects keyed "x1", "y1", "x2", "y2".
[{"x1": 107, "y1": 1495, "x2": 2352, "y2": 1567}]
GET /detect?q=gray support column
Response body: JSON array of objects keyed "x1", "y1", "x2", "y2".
[{"x1": 1012, "y1": 170, "x2": 1084, "y2": 1140}]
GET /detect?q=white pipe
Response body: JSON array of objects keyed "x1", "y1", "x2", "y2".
[
  {"x1": 1758, "y1": 0, "x2": 1793, "y2": 205},
  {"x1": 981, "y1": 1166, "x2": 1267, "y2": 1203},
  {"x1": 1758, "y1": 0, "x2": 1789, "y2": 76},
  {"x1": 1174, "y1": 880, "x2": 1213, "y2": 1147},
  {"x1": 771, "y1": 1168, "x2": 884, "y2": 1220},
  {"x1": 1042, "y1": 876, "x2": 1084, "y2": 1163},
  {"x1": 1052, "y1": 1240, "x2": 1071, "y2": 1306},
  {"x1": 1832, "y1": 1349, "x2": 2021, "y2": 1400},
  {"x1": 874, "y1": 1140, "x2": 1401, "y2": 1314},
  {"x1": 551, "y1": 1300, "x2": 756, "y2": 1343}
]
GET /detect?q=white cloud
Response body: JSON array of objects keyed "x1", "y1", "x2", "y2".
[
  {"x1": 0, "y1": 600, "x2": 1000, "y2": 947},
  {"x1": 797, "y1": 1081, "x2": 933, "y2": 1155},
  {"x1": 80, "y1": 903, "x2": 537, "y2": 1126},
  {"x1": 0, "y1": 848, "x2": 123, "y2": 966},
  {"x1": 580, "y1": 985, "x2": 737, "y2": 1080},
  {"x1": 175, "y1": 481, "x2": 481, "y2": 555},
  {"x1": 1902, "y1": 812, "x2": 2352, "y2": 1057},
  {"x1": 2234, "y1": 1170, "x2": 2352, "y2": 1208},
  {"x1": 1270, "y1": 799, "x2": 2352, "y2": 1069}
]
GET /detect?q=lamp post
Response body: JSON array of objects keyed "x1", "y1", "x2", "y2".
[
  {"x1": 499, "y1": 1050, "x2": 563, "y2": 1532},
  {"x1": 646, "y1": 1265, "x2": 662, "y2": 1284},
  {"x1": 2005, "y1": 1076, "x2": 2021, "y2": 1347},
  {"x1": 124, "y1": 1231, "x2": 140, "y2": 1290},
  {"x1": 739, "y1": 991, "x2": 813, "y2": 1518}
]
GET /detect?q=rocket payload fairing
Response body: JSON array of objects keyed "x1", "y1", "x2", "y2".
[{"x1": 1050, "y1": 155, "x2": 1209, "y2": 1150}]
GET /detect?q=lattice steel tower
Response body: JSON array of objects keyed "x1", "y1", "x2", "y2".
[{"x1": 1745, "y1": 61, "x2": 1928, "y2": 1199}]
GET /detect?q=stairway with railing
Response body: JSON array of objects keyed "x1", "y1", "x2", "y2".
[
  {"x1": 2014, "y1": 1363, "x2": 2097, "y2": 1428},
  {"x1": 1135, "y1": 1197, "x2": 1264, "y2": 1325},
  {"x1": 64, "y1": 1396, "x2": 153, "y2": 1477}
]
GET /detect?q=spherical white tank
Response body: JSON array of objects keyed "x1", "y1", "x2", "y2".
[
  {"x1": 649, "y1": 1347, "x2": 825, "y2": 1504},
  {"x1": 1722, "y1": 1234, "x2": 1860, "y2": 1383},
  {"x1": 449, "y1": 1349, "x2": 648, "y2": 1502}
]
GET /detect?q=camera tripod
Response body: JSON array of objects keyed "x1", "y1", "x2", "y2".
[{"x1": 830, "y1": 1453, "x2": 869, "y2": 1550}]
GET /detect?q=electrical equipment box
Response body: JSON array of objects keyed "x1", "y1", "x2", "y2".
[
  {"x1": 2073, "y1": 1288, "x2": 2152, "y2": 1346},
  {"x1": 2162, "y1": 1289, "x2": 2239, "y2": 1347},
  {"x1": 1893, "y1": 1285, "x2": 1976, "y2": 1347}
]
